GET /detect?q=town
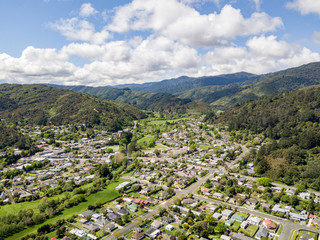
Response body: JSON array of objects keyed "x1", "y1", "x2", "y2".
[{"x1": 0, "y1": 118, "x2": 320, "y2": 240}]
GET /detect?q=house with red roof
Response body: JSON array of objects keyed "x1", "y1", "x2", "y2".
[{"x1": 263, "y1": 219, "x2": 276, "y2": 229}]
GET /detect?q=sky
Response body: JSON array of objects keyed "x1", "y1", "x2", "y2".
[{"x1": 0, "y1": 0, "x2": 320, "y2": 86}]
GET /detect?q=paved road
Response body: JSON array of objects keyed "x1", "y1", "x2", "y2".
[
  {"x1": 107, "y1": 143, "x2": 320, "y2": 240},
  {"x1": 107, "y1": 171, "x2": 215, "y2": 239},
  {"x1": 194, "y1": 194, "x2": 320, "y2": 240}
]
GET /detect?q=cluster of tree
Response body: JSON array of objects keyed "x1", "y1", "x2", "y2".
[
  {"x1": 215, "y1": 86, "x2": 320, "y2": 189},
  {"x1": 0, "y1": 84, "x2": 146, "y2": 131}
]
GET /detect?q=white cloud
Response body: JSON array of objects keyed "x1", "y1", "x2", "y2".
[
  {"x1": 79, "y1": 3, "x2": 98, "y2": 18},
  {"x1": 286, "y1": 0, "x2": 320, "y2": 15},
  {"x1": 0, "y1": 46, "x2": 79, "y2": 85},
  {"x1": 107, "y1": 0, "x2": 283, "y2": 47},
  {"x1": 251, "y1": 0, "x2": 262, "y2": 11},
  {"x1": 50, "y1": 17, "x2": 111, "y2": 44},
  {"x1": 312, "y1": 31, "x2": 320, "y2": 44},
  {"x1": 203, "y1": 35, "x2": 320, "y2": 75},
  {"x1": 1, "y1": 35, "x2": 319, "y2": 86}
]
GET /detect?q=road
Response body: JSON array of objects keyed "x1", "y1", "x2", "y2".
[
  {"x1": 106, "y1": 171, "x2": 215, "y2": 239},
  {"x1": 107, "y1": 142, "x2": 320, "y2": 240},
  {"x1": 194, "y1": 194, "x2": 320, "y2": 240}
]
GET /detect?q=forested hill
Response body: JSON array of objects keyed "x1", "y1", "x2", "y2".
[
  {"x1": 213, "y1": 86, "x2": 320, "y2": 189},
  {"x1": 0, "y1": 84, "x2": 146, "y2": 131},
  {"x1": 105, "y1": 62, "x2": 320, "y2": 110},
  {"x1": 48, "y1": 85, "x2": 210, "y2": 115},
  {"x1": 112, "y1": 72, "x2": 256, "y2": 94},
  {"x1": 190, "y1": 62, "x2": 320, "y2": 109}
]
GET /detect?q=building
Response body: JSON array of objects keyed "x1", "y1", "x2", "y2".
[{"x1": 221, "y1": 209, "x2": 233, "y2": 219}]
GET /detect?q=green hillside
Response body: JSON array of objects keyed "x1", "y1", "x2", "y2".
[
  {"x1": 213, "y1": 86, "x2": 320, "y2": 189},
  {"x1": 0, "y1": 84, "x2": 146, "y2": 131},
  {"x1": 206, "y1": 62, "x2": 320, "y2": 109},
  {"x1": 50, "y1": 85, "x2": 210, "y2": 114},
  {"x1": 113, "y1": 72, "x2": 255, "y2": 94}
]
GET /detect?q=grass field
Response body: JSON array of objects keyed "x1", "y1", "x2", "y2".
[
  {"x1": 6, "y1": 179, "x2": 127, "y2": 240},
  {"x1": 240, "y1": 224, "x2": 259, "y2": 237},
  {"x1": 137, "y1": 135, "x2": 154, "y2": 144},
  {"x1": 148, "y1": 117, "x2": 190, "y2": 125},
  {"x1": 0, "y1": 181, "x2": 96, "y2": 218}
]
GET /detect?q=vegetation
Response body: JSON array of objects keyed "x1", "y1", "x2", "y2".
[
  {"x1": 50, "y1": 84, "x2": 210, "y2": 115},
  {"x1": 0, "y1": 84, "x2": 146, "y2": 131},
  {"x1": 214, "y1": 85, "x2": 320, "y2": 189}
]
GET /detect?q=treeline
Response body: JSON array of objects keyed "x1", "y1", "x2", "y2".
[{"x1": 214, "y1": 86, "x2": 320, "y2": 189}]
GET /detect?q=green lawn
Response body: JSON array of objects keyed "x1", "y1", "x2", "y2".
[
  {"x1": 240, "y1": 225, "x2": 259, "y2": 237},
  {"x1": 6, "y1": 179, "x2": 127, "y2": 240},
  {"x1": 0, "y1": 181, "x2": 96, "y2": 218},
  {"x1": 148, "y1": 117, "x2": 190, "y2": 125},
  {"x1": 199, "y1": 145, "x2": 211, "y2": 150},
  {"x1": 147, "y1": 143, "x2": 168, "y2": 150},
  {"x1": 231, "y1": 221, "x2": 241, "y2": 232},
  {"x1": 137, "y1": 135, "x2": 154, "y2": 144}
]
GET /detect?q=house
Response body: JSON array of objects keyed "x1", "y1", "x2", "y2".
[
  {"x1": 79, "y1": 210, "x2": 95, "y2": 218},
  {"x1": 213, "y1": 212, "x2": 222, "y2": 220},
  {"x1": 260, "y1": 201, "x2": 271, "y2": 210},
  {"x1": 182, "y1": 198, "x2": 196, "y2": 204},
  {"x1": 162, "y1": 233, "x2": 176, "y2": 240},
  {"x1": 212, "y1": 192, "x2": 224, "y2": 199},
  {"x1": 240, "y1": 221, "x2": 249, "y2": 229},
  {"x1": 128, "y1": 203, "x2": 138, "y2": 212},
  {"x1": 256, "y1": 228, "x2": 269, "y2": 239},
  {"x1": 246, "y1": 198, "x2": 258, "y2": 206},
  {"x1": 300, "y1": 234, "x2": 314, "y2": 240},
  {"x1": 199, "y1": 205, "x2": 206, "y2": 211},
  {"x1": 206, "y1": 204, "x2": 218, "y2": 213},
  {"x1": 272, "y1": 204, "x2": 286, "y2": 214},
  {"x1": 70, "y1": 228, "x2": 86, "y2": 238},
  {"x1": 165, "y1": 224, "x2": 174, "y2": 231},
  {"x1": 105, "y1": 223, "x2": 117, "y2": 232},
  {"x1": 118, "y1": 208, "x2": 129, "y2": 216},
  {"x1": 286, "y1": 189, "x2": 295, "y2": 196},
  {"x1": 289, "y1": 212, "x2": 308, "y2": 221},
  {"x1": 131, "y1": 232, "x2": 145, "y2": 240},
  {"x1": 247, "y1": 216, "x2": 261, "y2": 225},
  {"x1": 220, "y1": 235, "x2": 232, "y2": 240},
  {"x1": 82, "y1": 222, "x2": 99, "y2": 232},
  {"x1": 151, "y1": 220, "x2": 162, "y2": 229},
  {"x1": 92, "y1": 213, "x2": 102, "y2": 221},
  {"x1": 146, "y1": 228, "x2": 160, "y2": 238},
  {"x1": 221, "y1": 209, "x2": 233, "y2": 219},
  {"x1": 225, "y1": 219, "x2": 234, "y2": 226},
  {"x1": 106, "y1": 212, "x2": 121, "y2": 221},
  {"x1": 201, "y1": 187, "x2": 211, "y2": 195},
  {"x1": 161, "y1": 216, "x2": 174, "y2": 224},
  {"x1": 263, "y1": 219, "x2": 276, "y2": 229},
  {"x1": 299, "y1": 192, "x2": 311, "y2": 200},
  {"x1": 231, "y1": 214, "x2": 245, "y2": 222},
  {"x1": 232, "y1": 232, "x2": 252, "y2": 240}
]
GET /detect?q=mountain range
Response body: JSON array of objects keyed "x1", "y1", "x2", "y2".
[{"x1": 49, "y1": 61, "x2": 320, "y2": 111}]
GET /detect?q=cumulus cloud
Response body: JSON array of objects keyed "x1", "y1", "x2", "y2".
[
  {"x1": 107, "y1": 0, "x2": 283, "y2": 46},
  {"x1": 49, "y1": 17, "x2": 110, "y2": 44},
  {"x1": 79, "y1": 3, "x2": 98, "y2": 18},
  {"x1": 286, "y1": 0, "x2": 320, "y2": 15},
  {"x1": 203, "y1": 35, "x2": 320, "y2": 75},
  {"x1": 0, "y1": 46, "x2": 79, "y2": 85},
  {"x1": 1, "y1": 35, "x2": 320, "y2": 86}
]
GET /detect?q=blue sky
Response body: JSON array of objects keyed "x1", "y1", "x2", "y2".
[{"x1": 0, "y1": 0, "x2": 320, "y2": 86}]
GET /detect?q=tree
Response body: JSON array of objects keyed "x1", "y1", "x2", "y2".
[
  {"x1": 214, "y1": 223, "x2": 226, "y2": 234},
  {"x1": 258, "y1": 177, "x2": 272, "y2": 187}
]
